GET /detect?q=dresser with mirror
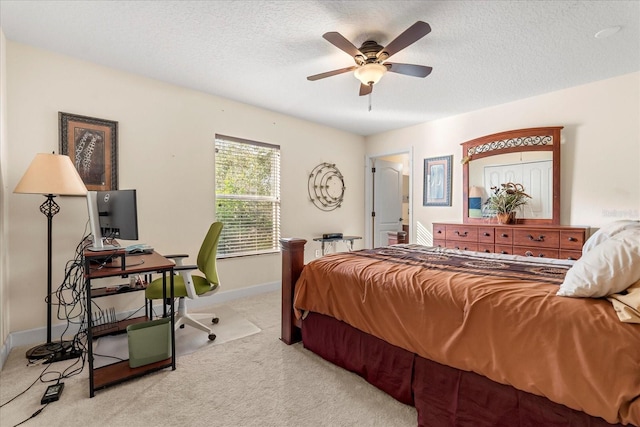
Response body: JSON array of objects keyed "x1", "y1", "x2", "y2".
[{"x1": 433, "y1": 126, "x2": 589, "y2": 260}]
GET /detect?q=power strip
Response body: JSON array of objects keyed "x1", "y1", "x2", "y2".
[{"x1": 41, "y1": 383, "x2": 64, "y2": 404}]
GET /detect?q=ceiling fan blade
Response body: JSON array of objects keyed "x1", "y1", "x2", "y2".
[
  {"x1": 323, "y1": 32, "x2": 364, "y2": 58},
  {"x1": 307, "y1": 66, "x2": 357, "y2": 81},
  {"x1": 385, "y1": 63, "x2": 433, "y2": 78},
  {"x1": 359, "y1": 83, "x2": 372, "y2": 97},
  {"x1": 377, "y1": 21, "x2": 431, "y2": 60}
]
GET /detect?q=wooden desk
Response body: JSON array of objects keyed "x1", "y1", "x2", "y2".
[{"x1": 84, "y1": 249, "x2": 176, "y2": 397}]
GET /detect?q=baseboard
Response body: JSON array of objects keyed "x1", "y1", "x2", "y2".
[
  {"x1": 0, "y1": 281, "x2": 280, "y2": 370},
  {"x1": 0, "y1": 334, "x2": 11, "y2": 371}
]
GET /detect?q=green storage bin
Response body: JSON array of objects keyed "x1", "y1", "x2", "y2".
[{"x1": 126, "y1": 318, "x2": 172, "y2": 368}]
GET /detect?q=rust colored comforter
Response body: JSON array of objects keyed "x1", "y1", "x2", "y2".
[{"x1": 293, "y1": 245, "x2": 640, "y2": 426}]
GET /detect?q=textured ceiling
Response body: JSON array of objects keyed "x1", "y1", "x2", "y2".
[{"x1": 1, "y1": 1, "x2": 639, "y2": 136}]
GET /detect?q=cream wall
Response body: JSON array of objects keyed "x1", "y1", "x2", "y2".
[
  {"x1": 1, "y1": 29, "x2": 9, "y2": 348},
  {"x1": 365, "y1": 72, "x2": 640, "y2": 244},
  {"x1": 5, "y1": 41, "x2": 365, "y2": 335}
]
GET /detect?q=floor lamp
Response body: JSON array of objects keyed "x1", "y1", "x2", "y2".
[{"x1": 14, "y1": 153, "x2": 87, "y2": 363}]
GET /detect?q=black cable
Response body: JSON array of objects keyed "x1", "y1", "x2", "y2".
[
  {"x1": 9, "y1": 223, "x2": 162, "y2": 417},
  {"x1": 12, "y1": 403, "x2": 49, "y2": 427},
  {"x1": 4, "y1": 227, "x2": 93, "y2": 420},
  {"x1": 0, "y1": 376, "x2": 39, "y2": 408},
  {"x1": 92, "y1": 353, "x2": 126, "y2": 362}
]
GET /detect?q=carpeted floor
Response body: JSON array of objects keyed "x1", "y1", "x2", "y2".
[
  {"x1": 0, "y1": 291, "x2": 416, "y2": 427},
  {"x1": 93, "y1": 305, "x2": 261, "y2": 368}
]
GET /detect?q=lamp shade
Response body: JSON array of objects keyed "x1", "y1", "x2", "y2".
[
  {"x1": 354, "y1": 63, "x2": 387, "y2": 85},
  {"x1": 468, "y1": 186, "x2": 483, "y2": 218},
  {"x1": 14, "y1": 153, "x2": 87, "y2": 196}
]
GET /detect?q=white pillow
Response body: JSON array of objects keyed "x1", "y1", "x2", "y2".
[
  {"x1": 557, "y1": 228, "x2": 640, "y2": 298},
  {"x1": 582, "y1": 220, "x2": 640, "y2": 254}
]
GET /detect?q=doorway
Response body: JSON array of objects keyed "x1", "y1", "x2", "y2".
[{"x1": 365, "y1": 151, "x2": 411, "y2": 248}]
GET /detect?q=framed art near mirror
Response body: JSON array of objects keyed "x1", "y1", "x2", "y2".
[
  {"x1": 424, "y1": 155, "x2": 453, "y2": 207},
  {"x1": 461, "y1": 127, "x2": 562, "y2": 225}
]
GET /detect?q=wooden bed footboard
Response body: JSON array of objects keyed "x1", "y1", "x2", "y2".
[{"x1": 280, "y1": 238, "x2": 306, "y2": 344}]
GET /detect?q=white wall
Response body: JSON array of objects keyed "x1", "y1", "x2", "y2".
[
  {"x1": 0, "y1": 29, "x2": 9, "y2": 349},
  {"x1": 365, "y1": 72, "x2": 640, "y2": 245},
  {"x1": 5, "y1": 41, "x2": 365, "y2": 335},
  {"x1": 5, "y1": 38, "x2": 639, "y2": 346}
]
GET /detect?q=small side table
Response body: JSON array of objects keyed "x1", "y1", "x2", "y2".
[{"x1": 313, "y1": 236, "x2": 362, "y2": 255}]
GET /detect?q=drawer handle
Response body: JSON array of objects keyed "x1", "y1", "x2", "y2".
[
  {"x1": 501, "y1": 233, "x2": 508, "y2": 238},
  {"x1": 525, "y1": 251, "x2": 533, "y2": 256},
  {"x1": 501, "y1": 251, "x2": 507, "y2": 254},
  {"x1": 567, "y1": 256, "x2": 576, "y2": 260},
  {"x1": 528, "y1": 234, "x2": 545, "y2": 242},
  {"x1": 567, "y1": 237, "x2": 577, "y2": 242},
  {"x1": 455, "y1": 246, "x2": 460, "y2": 250},
  {"x1": 484, "y1": 249, "x2": 490, "y2": 253},
  {"x1": 437, "y1": 230, "x2": 442, "y2": 234},
  {"x1": 483, "y1": 232, "x2": 490, "y2": 237},
  {"x1": 455, "y1": 231, "x2": 468, "y2": 237}
]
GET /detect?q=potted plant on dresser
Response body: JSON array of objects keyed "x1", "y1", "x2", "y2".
[{"x1": 484, "y1": 182, "x2": 531, "y2": 224}]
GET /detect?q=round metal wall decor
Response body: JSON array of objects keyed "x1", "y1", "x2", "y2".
[{"x1": 308, "y1": 162, "x2": 345, "y2": 211}]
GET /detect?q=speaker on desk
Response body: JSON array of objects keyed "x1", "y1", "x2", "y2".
[{"x1": 322, "y1": 233, "x2": 343, "y2": 239}]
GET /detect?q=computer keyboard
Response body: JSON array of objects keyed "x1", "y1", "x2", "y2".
[{"x1": 125, "y1": 244, "x2": 153, "y2": 254}]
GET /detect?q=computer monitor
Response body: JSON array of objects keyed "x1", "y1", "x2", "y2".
[{"x1": 86, "y1": 189, "x2": 139, "y2": 251}]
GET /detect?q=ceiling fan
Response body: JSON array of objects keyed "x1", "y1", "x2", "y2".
[{"x1": 307, "y1": 21, "x2": 433, "y2": 97}]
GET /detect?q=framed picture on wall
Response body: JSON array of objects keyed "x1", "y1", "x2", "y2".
[
  {"x1": 59, "y1": 112, "x2": 118, "y2": 191},
  {"x1": 423, "y1": 155, "x2": 452, "y2": 206}
]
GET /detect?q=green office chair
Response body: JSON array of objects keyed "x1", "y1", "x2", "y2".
[{"x1": 145, "y1": 222, "x2": 223, "y2": 341}]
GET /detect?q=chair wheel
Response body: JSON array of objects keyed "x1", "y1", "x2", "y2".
[
  {"x1": 208, "y1": 333, "x2": 217, "y2": 341},
  {"x1": 212, "y1": 317, "x2": 219, "y2": 324},
  {"x1": 179, "y1": 324, "x2": 185, "y2": 329}
]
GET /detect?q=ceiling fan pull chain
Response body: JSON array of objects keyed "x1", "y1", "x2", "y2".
[{"x1": 368, "y1": 92, "x2": 372, "y2": 112}]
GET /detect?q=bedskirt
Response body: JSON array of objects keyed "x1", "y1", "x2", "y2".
[{"x1": 302, "y1": 312, "x2": 627, "y2": 427}]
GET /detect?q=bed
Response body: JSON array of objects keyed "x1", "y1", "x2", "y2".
[{"x1": 280, "y1": 233, "x2": 640, "y2": 426}]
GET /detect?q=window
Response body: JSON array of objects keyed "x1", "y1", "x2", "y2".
[{"x1": 215, "y1": 134, "x2": 280, "y2": 256}]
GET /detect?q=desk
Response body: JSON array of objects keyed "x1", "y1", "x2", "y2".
[
  {"x1": 84, "y1": 248, "x2": 175, "y2": 397},
  {"x1": 313, "y1": 236, "x2": 362, "y2": 255}
]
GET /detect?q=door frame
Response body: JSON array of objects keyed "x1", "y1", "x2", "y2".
[{"x1": 364, "y1": 147, "x2": 413, "y2": 248}]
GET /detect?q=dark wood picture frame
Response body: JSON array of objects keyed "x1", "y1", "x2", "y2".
[
  {"x1": 423, "y1": 155, "x2": 453, "y2": 206},
  {"x1": 59, "y1": 112, "x2": 118, "y2": 191}
]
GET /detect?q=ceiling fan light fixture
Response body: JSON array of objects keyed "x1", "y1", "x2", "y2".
[{"x1": 354, "y1": 63, "x2": 387, "y2": 85}]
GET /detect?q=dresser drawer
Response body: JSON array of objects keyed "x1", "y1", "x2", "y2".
[
  {"x1": 477, "y1": 244, "x2": 495, "y2": 254},
  {"x1": 433, "y1": 224, "x2": 447, "y2": 240},
  {"x1": 495, "y1": 245, "x2": 512, "y2": 255},
  {"x1": 560, "y1": 230, "x2": 586, "y2": 250},
  {"x1": 494, "y1": 227, "x2": 513, "y2": 245},
  {"x1": 513, "y1": 246, "x2": 559, "y2": 259},
  {"x1": 477, "y1": 227, "x2": 495, "y2": 243},
  {"x1": 560, "y1": 250, "x2": 582, "y2": 261},
  {"x1": 513, "y1": 229, "x2": 559, "y2": 249},
  {"x1": 449, "y1": 242, "x2": 479, "y2": 252},
  {"x1": 433, "y1": 239, "x2": 446, "y2": 249},
  {"x1": 445, "y1": 225, "x2": 478, "y2": 242}
]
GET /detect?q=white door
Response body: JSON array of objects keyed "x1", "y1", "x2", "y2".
[
  {"x1": 373, "y1": 159, "x2": 403, "y2": 247},
  {"x1": 484, "y1": 160, "x2": 552, "y2": 218}
]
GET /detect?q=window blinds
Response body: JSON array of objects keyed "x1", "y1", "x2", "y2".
[{"x1": 215, "y1": 135, "x2": 281, "y2": 256}]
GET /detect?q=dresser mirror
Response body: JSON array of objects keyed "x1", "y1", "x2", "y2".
[{"x1": 461, "y1": 127, "x2": 562, "y2": 225}]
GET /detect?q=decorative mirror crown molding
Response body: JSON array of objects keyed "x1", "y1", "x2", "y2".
[{"x1": 461, "y1": 127, "x2": 563, "y2": 225}]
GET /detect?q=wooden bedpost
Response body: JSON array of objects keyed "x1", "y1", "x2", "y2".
[{"x1": 280, "y1": 238, "x2": 306, "y2": 344}]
